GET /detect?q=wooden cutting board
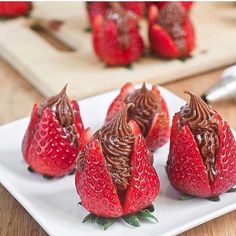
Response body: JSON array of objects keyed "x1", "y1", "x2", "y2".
[{"x1": 0, "y1": 2, "x2": 235, "y2": 100}]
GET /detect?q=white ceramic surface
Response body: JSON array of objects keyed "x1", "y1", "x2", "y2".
[{"x1": 0, "y1": 85, "x2": 235, "y2": 236}]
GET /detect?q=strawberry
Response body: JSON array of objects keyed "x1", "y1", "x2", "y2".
[
  {"x1": 76, "y1": 105, "x2": 159, "y2": 228},
  {"x1": 106, "y1": 82, "x2": 170, "y2": 151},
  {"x1": 0, "y1": 2, "x2": 32, "y2": 18},
  {"x1": 146, "y1": 2, "x2": 193, "y2": 11},
  {"x1": 22, "y1": 86, "x2": 84, "y2": 178},
  {"x1": 148, "y1": 2, "x2": 195, "y2": 59},
  {"x1": 166, "y1": 92, "x2": 236, "y2": 199},
  {"x1": 87, "y1": 2, "x2": 144, "y2": 25},
  {"x1": 92, "y1": 3, "x2": 144, "y2": 66}
]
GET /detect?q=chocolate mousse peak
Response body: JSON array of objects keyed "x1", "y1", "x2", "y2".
[
  {"x1": 38, "y1": 85, "x2": 79, "y2": 146},
  {"x1": 94, "y1": 104, "x2": 135, "y2": 198}
]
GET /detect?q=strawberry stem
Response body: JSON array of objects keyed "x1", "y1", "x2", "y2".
[
  {"x1": 125, "y1": 64, "x2": 133, "y2": 70},
  {"x1": 207, "y1": 196, "x2": 220, "y2": 202},
  {"x1": 81, "y1": 205, "x2": 158, "y2": 229},
  {"x1": 84, "y1": 26, "x2": 92, "y2": 32},
  {"x1": 226, "y1": 187, "x2": 236, "y2": 193},
  {"x1": 178, "y1": 194, "x2": 194, "y2": 200}
]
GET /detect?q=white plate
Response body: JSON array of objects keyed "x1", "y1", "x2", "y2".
[{"x1": 0, "y1": 85, "x2": 235, "y2": 236}]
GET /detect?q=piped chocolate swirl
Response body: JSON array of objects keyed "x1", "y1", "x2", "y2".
[
  {"x1": 94, "y1": 104, "x2": 135, "y2": 196},
  {"x1": 105, "y1": 2, "x2": 138, "y2": 49},
  {"x1": 179, "y1": 92, "x2": 219, "y2": 181},
  {"x1": 125, "y1": 83, "x2": 159, "y2": 136},
  {"x1": 158, "y1": 2, "x2": 187, "y2": 53},
  {"x1": 38, "y1": 86, "x2": 78, "y2": 147}
]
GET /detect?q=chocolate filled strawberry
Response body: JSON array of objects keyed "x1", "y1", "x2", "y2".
[
  {"x1": 22, "y1": 86, "x2": 84, "y2": 178},
  {"x1": 106, "y1": 82, "x2": 169, "y2": 152},
  {"x1": 166, "y1": 92, "x2": 236, "y2": 200},
  {"x1": 75, "y1": 105, "x2": 159, "y2": 228},
  {"x1": 148, "y1": 2, "x2": 195, "y2": 59},
  {"x1": 92, "y1": 2, "x2": 144, "y2": 66},
  {"x1": 0, "y1": 2, "x2": 32, "y2": 18}
]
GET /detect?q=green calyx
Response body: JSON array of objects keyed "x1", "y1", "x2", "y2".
[
  {"x1": 82, "y1": 204, "x2": 157, "y2": 230},
  {"x1": 226, "y1": 187, "x2": 236, "y2": 193}
]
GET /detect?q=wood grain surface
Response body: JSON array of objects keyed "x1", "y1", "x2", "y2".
[{"x1": 0, "y1": 58, "x2": 235, "y2": 236}]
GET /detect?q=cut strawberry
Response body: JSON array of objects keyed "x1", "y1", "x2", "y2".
[
  {"x1": 166, "y1": 92, "x2": 236, "y2": 199},
  {"x1": 148, "y1": 3, "x2": 195, "y2": 59},
  {"x1": 22, "y1": 86, "x2": 84, "y2": 177},
  {"x1": 92, "y1": 4, "x2": 144, "y2": 66},
  {"x1": 106, "y1": 82, "x2": 170, "y2": 151},
  {"x1": 123, "y1": 134, "x2": 160, "y2": 214},
  {"x1": 76, "y1": 105, "x2": 160, "y2": 227},
  {"x1": 76, "y1": 139, "x2": 123, "y2": 217}
]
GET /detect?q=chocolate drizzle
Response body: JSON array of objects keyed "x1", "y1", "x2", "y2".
[
  {"x1": 94, "y1": 104, "x2": 135, "y2": 196},
  {"x1": 180, "y1": 92, "x2": 219, "y2": 181},
  {"x1": 158, "y1": 2, "x2": 187, "y2": 53},
  {"x1": 125, "y1": 83, "x2": 159, "y2": 136},
  {"x1": 105, "y1": 2, "x2": 138, "y2": 49},
  {"x1": 38, "y1": 86, "x2": 78, "y2": 147}
]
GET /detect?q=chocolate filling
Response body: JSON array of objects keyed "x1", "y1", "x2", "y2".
[
  {"x1": 93, "y1": 104, "x2": 135, "y2": 197},
  {"x1": 105, "y1": 2, "x2": 138, "y2": 49},
  {"x1": 158, "y1": 2, "x2": 187, "y2": 53},
  {"x1": 179, "y1": 92, "x2": 219, "y2": 181},
  {"x1": 38, "y1": 86, "x2": 78, "y2": 147},
  {"x1": 125, "y1": 83, "x2": 159, "y2": 136}
]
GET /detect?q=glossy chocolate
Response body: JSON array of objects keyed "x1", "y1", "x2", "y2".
[
  {"x1": 94, "y1": 104, "x2": 135, "y2": 194},
  {"x1": 180, "y1": 92, "x2": 219, "y2": 181},
  {"x1": 125, "y1": 83, "x2": 159, "y2": 136},
  {"x1": 38, "y1": 86, "x2": 78, "y2": 146}
]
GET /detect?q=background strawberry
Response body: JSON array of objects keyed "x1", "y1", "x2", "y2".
[
  {"x1": 148, "y1": 3, "x2": 195, "y2": 59},
  {"x1": 92, "y1": 10, "x2": 144, "y2": 66},
  {"x1": 0, "y1": 2, "x2": 32, "y2": 18}
]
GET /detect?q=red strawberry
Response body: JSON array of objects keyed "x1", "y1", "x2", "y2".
[
  {"x1": 87, "y1": 2, "x2": 144, "y2": 25},
  {"x1": 106, "y1": 82, "x2": 170, "y2": 151},
  {"x1": 92, "y1": 3, "x2": 144, "y2": 66},
  {"x1": 22, "y1": 86, "x2": 84, "y2": 178},
  {"x1": 148, "y1": 3, "x2": 195, "y2": 59},
  {"x1": 0, "y1": 2, "x2": 32, "y2": 18},
  {"x1": 75, "y1": 105, "x2": 159, "y2": 227},
  {"x1": 166, "y1": 92, "x2": 236, "y2": 199}
]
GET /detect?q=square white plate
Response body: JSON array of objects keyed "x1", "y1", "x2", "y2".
[{"x1": 0, "y1": 85, "x2": 235, "y2": 236}]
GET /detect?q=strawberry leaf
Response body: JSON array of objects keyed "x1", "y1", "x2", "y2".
[
  {"x1": 84, "y1": 26, "x2": 92, "y2": 32},
  {"x1": 123, "y1": 215, "x2": 140, "y2": 227},
  {"x1": 226, "y1": 187, "x2": 236, "y2": 193},
  {"x1": 137, "y1": 209, "x2": 158, "y2": 222},
  {"x1": 145, "y1": 204, "x2": 155, "y2": 212},
  {"x1": 125, "y1": 64, "x2": 133, "y2": 70},
  {"x1": 95, "y1": 216, "x2": 115, "y2": 230},
  {"x1": 82, "y1": 213, "x2": 96, "y2": 223},
  {"x1": 208, "y1": 196, "x2": 220, "y2": 202},
  {"x1": 178, "y1": 194, "x2": 194, "y2": 200},
  {"x1": 103, "y1": 218, "x2": 116, "y2": 230}
]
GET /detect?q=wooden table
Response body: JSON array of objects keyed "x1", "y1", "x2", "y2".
[{"x1": 0, "y1": 57, "x2": 235, "y2": 235}]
